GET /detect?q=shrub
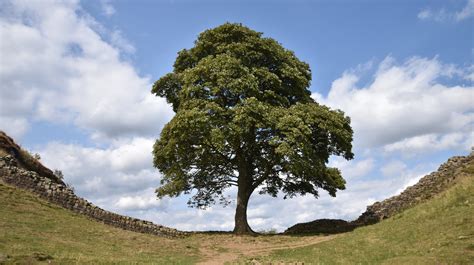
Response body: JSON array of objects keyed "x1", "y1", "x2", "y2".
[{"x1": 53, "y1": 169, "x2": 64, "y2": 180}]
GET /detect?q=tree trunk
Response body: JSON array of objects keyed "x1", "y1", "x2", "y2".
[
  {"x1": 233, "y1": 184, "x2": 255, "y2": 235},
  {"x1": 233, "y1": 155, "x2": 256, "y2": 235}
]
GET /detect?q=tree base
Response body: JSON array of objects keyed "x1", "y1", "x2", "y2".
[{"x1": 233, "y1": 225, "x2": 257, "y2": 236}]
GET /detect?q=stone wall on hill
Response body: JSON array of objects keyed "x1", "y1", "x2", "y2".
[
  {"x1": 0, "y1": 155, "x2": 185, "y2": 238},
  {"x1": 285, "y1": 152, "x2": 473, "y2": 234},
  {"x1": 354, "y1": 153, "x2": 473, "y2": 225}
]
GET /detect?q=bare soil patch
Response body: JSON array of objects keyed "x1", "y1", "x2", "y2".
[{"x1": 194, "y1": 233, "x2": 336, "y2": 264}]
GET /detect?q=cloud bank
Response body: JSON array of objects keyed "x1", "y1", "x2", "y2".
[
  {"x1": 312, "y1": 56, "x2": 473, "y2": 152},
  {"x1": 0, "y1": 0, "x2": 173, "y2": 140},
  {"x1": 418, "y1": 0, "x2": 474, "y2": 22}
]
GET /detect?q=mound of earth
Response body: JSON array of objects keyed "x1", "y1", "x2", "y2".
[{"x1": 285, "y1": 219, "x2": 357, "y2": 234}]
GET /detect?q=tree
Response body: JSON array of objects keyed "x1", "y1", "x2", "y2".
[{"x1": 152, "y1": 23, "x2": 354, "y2": 234}]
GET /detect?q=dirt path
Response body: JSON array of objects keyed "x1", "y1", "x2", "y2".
[{"x1": 195, "y1": 234, "x2": 337, "y2": 264}]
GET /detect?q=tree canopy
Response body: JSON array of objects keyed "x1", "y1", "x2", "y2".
[{"x1": 152, "y1": 23, "x2": 354, "y2": 234}]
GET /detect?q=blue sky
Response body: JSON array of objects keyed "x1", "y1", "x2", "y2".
[
  {"x1": 0, "y1": 0, "x2": 473, "y2": 231},
  {"x1": 79, "y1": 0, "x2": 471, "y2": 93}
]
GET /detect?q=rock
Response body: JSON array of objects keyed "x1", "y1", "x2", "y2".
[{"x1": 32, "y1": 252, "x2": 53, "y2": 261}]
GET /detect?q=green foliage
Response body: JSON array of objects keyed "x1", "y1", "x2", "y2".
[{"x1": 152, "y1": 23, "x2": 354, "y2": 209}]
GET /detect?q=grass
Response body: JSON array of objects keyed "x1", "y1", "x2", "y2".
[
  {"x1": 0, "y1": 182, "x2": 200, "y2": 264},
  {"x1": 244, "y1": 173, "x2": 474, "y2": 264}
]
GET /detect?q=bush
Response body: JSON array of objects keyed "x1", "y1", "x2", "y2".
[{"x1": 53, "y1": 169, "x2": 64, "y2": 180}]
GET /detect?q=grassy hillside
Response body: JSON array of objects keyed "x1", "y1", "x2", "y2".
[
  {"x1": 0, "y1": 182, "x2": 200, "y2": 264},
  {"x1": 244, "y1": 164, "x2": 474, "y2": 264}
]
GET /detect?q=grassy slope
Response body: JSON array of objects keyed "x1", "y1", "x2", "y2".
[
  {"x1": 0, "y1": 182, "x2": 200, "y2": 264},
  {"x1": 247, "y1": 165, "x2": 474, "y2": 264}
]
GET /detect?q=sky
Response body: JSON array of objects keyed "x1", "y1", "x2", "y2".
[{"x1": 0, "y1": 0, "x2": 473, "y2": 232}]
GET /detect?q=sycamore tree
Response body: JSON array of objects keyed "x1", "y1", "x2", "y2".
[{"x1": 152, "y1": 23, "x2": 354, "y2": 234}]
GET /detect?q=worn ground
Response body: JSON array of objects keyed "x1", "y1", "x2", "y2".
[{"x1": 194, "y1": 233, "x2": 335, "y2": 264}]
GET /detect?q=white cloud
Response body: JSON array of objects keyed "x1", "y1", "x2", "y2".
[
  {"x1": 330, "y1": 157, "x2": 375, "y2": 180},
  {"x1": 110, "y1": 29, "x2": 135, "y2": 54},
  {"x1": 37, "y1": 137, "x2": 160, "y2": 199},
  {"x1": 384, "y1": 133, "x2": 470, "y2": 154},
  {"x1": 0, "y1": 0, "x2": 173, "y2": 141},
  {"x1": 381, "y1": 160, "x2": 406, "y2": 177},
  {"x1": 313, "y1": 56, "x2": 474, "y2": 152},
  {"x1": 417, "y1": 8, "x2": 450, "y2": 22},
  {"x1": 100, "y1": 0, "x2": 116, "y2": 17},
  {"x1": 418, "y1": 0, "x2": 474, "y2": 22},
  {"x1": 0, "y1": 117, "x2": 29, "y2": 139},
  {"x1": 116, "y1": 189, "x2": 167, "y2": 210},
  {"x1": 456, "y1": 0, "x2": 474, "y2": 20},
  {"x1": 465, "y1": 65, "x2": 474, "y2": 81},
  {"x1": 417, "y1": 10, "x2": 431, "y2": 20}
]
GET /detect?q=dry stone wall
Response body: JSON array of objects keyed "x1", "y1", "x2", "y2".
[
  {"x1": 354, "y1": 153, "x2": 473, "y2": 225},
  {"x1": 0, "y1": 155, "x2": 185, "y2": 238},
  {"x1": 285, "y1": 152, "x2": 473, "y2": 234}
]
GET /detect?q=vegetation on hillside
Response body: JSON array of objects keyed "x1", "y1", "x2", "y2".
[
  {"x1": 0, "y1": 182, "x2": 198, "y2": 264},
  {"x1": 243, "y1": 164, "x2": 474, "y2": 264}
]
